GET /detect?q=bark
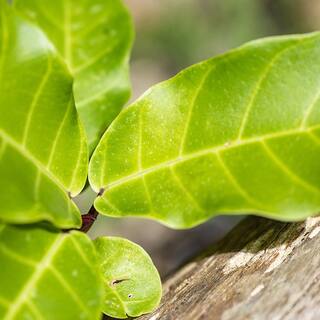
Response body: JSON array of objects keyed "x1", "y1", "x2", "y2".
[{"x1": 140, "y1": 216, "x2": 320, "y2": 320}]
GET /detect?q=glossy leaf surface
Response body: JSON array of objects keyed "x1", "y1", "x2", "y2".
[
  {"x1": 15, "y1": 0, "x2": 134, "y2": 152},
  {"x1": 0, "y1": 3, "x2": 87, "y2": 228},
  {"x1": 94, "y1": 237, "x2": 161, "y2": 319},
  {"x1": 0, "y1": 224, "x2": 104, "y2": 320},
  {"x1": 90, "y1": 32, "x2": 320, "y2": 228}
]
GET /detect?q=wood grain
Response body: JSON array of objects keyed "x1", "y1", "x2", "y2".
[{"x1": 140, "y1": 216, "x2": 320, "y2": 320}]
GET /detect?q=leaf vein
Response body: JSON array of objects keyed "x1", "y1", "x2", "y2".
[
  {"x1": 76, "y1": 15, "x2": 110, "y2": 39},
  {"x1": 26, "y1": 301, "x2": 43, "y2": 320},
  {"x1": 34, "y1": 169, "x2": 42, "y2": 202},
  {"x1": 0, "y1": 243, "x2": 37, "y2": 268},
  {"x1": 68, "y1": 122, "x2": 87, "y2": 194},
  {"x1": 101, "y1": 125, "x2": 320, "y2": 193},
  {"x1": 69, "y1": 236, "x2": 92, "y2": 268},
  {"x1": 4, "y1": 235, "x2": 64, "y2": 320},
  {"x1": 236, "y1": 39, "x2": 302, "y2": 140},
  {"x1": 49, "y1": 266, "x2": 89, "y2": 316},
  {"x1": 100, "y1": 197, "x2": 121, "y2": 214},
  {"x1": 300, "y1": 87, "x2": 320, "y2": 129},
  {"x1": 0, "y1": 129, "x2": 68, "y2": 195},
  {"x1": 22, "y1": 56, "x2": 53, "y2": 147},
  {"x1": 170, "y1": 166, "x2": 205, "y2": 213},
  {"x1": 138, "y1": 106, "x2": 155, "y2": 212},
  {"x1": 179, "y1": 64, "x2": 215, "y2": 155},
  {"x1": 261, "y1": 141, "x2": 320, "y2": 194},
  {"x1": 73, "y1": 45, "x2": 113, "y2": 75},
  {"x1": 215, "y1": 153, "x2": 263, "y2": 208},
  {"x1": 46, "y1": 97, "x2": 72, "y2": 171}
]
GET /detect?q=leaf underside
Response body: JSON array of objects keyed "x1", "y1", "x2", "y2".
[
  {"x1": 94, "y1": 237, "x2": 162, "y2": 319},
  {"x1": 0, "y1": 2, "x2": 87, "y2": 228},
  {"x1": 0, "y1": 224, "x2": 103, "y2": 320},
  {"x1": 15, "y1": 0, "x2": 134, "y2": 153},
  {"x1": 90, "y1": 32, "x2": 320, "y2": 228}
]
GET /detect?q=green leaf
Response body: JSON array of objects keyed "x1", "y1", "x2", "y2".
[
  {"x1": 0, "y1": 224, "x2": 104, "y2": 320},
  {"x1": 0, "y1": 2, "x2": 87, "y2": 228},
  {"x1": 94, "y1": 237, "x2": 161, "y2": 319},
  {"x1": 15, "y1": 0, "x2": 134, "y2": 152},
  {"x1": 89, "y1": 32, "x2": 320, "y2": 228}
]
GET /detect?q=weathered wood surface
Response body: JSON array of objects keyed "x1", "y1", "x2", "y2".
[{"x1": 140, "y1": 216, "x2": 320, "y2": 320}]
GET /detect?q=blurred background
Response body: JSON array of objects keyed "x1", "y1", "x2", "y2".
[{"x1": 80, "y1": 0, "x2": 320, "y2": 279}]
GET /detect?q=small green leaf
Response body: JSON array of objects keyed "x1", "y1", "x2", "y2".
[
  {"x1": 15, "y1": 0, "x2": 134, "y2": 152},
  {"x1": 0, "y1": 2, "x2": 87, "y2": 228},
  {"x1": 0, "y1": 224, "x2": 104, "y2": 320},
  {"x1": 90, "y1": 32, "x2": 320, "y2": 228},
  {"x1": 94, "y1": 237, "x2": 162, "y2": 319}
]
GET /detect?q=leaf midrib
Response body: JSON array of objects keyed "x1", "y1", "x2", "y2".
[{"x1": 100, "y1": 125, "x2": 320, "y2": 193}]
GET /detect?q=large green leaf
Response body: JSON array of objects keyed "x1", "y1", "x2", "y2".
[
  {"x1": 0, "y1": 224, "x2": 104, "y2": 320},
  {"x1": 94, "y1": 237, "x2": 161, "y2": 319},
  {"x1": 89, "y1": 32, "x2": 320, "y2": 228},
  {"x1": 15, "y1": 0, "x2": 134, "y2": 152},
  {"x1": 0, "y1": 2, "x2": 87, "y2": 228}
]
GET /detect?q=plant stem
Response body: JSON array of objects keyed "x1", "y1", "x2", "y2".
[{"x1": 80, "y1": 205, "x2": 99, "y2": 233}]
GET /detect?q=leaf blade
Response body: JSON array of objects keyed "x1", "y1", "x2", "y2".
[
  {"x1": 90, "y1": 32, "x2": 320, "y2": 228},
  {"x1": 93, "y1": 237, "x2": 162, "y2": 319},
  {"x1": 15, "y1": 0, "x2": 134, "y2": 152},
  {"x1": 0, "y1": 224, "x2": 104, "y2": 320},
  {"x1": 0, "y1": 2, "x2": 87, "y2": 228}
]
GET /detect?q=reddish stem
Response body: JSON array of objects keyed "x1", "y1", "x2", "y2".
[{"x1": 80, "y1": 205, "x2": 99, "y2": 233}]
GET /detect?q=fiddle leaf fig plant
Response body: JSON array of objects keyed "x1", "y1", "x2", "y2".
[{"x1": 1, "y1": 0, "x2": 320, "y2": 318}]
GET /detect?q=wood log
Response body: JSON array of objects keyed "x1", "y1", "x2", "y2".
[{"x1": 140, "y1": 216, "x2": 320, "y2": 320}]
